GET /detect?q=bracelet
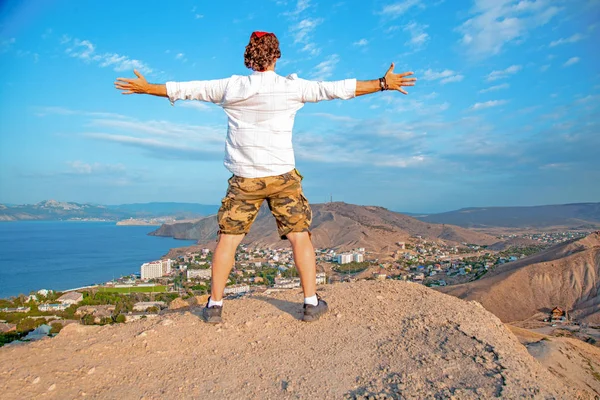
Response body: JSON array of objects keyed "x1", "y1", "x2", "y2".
[{"x1": 379, "y1": 77, "x2": 386, "y2": 91}]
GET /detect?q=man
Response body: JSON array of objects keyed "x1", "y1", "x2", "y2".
[{"x1": 115, "y1": 31, "x2": 416, "y2": 324}]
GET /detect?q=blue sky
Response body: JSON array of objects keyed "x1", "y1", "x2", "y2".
[{"x1": 0, "y1": 0, "x2": 598, "y2": 213}]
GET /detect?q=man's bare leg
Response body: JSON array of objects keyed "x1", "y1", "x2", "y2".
[
  {"x1": 210, "y1": 233, "x2": 245, "y2": 301},
  {"x1": 287, "y1": 231, "x2": 316, "y2": 297}
]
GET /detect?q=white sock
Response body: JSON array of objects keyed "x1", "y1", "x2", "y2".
[
  {"x1": 304, "y1": 294, "x2": 318, "y2": 306},
  {"x1": 208, "y1": 298, "x2": 223, "y2": 307}
]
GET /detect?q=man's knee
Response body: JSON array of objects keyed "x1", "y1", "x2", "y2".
[
  {"x1": 217, "y1": 233, "x2": 245, "y2": 249},
  {"x1": 287, "y1": 231, "x2": 311, "y2": 246}
]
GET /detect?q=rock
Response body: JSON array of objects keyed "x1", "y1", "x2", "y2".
[{"x1": 169, "y1": 297, "x2": 189, "y2": 310}]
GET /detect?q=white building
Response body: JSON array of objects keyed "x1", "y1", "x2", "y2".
[
  {"x1": 141, "y1": 259, "x2": 172, "y2": 280},
  {"x1": 273, "y1": 278, "x2": 301, "y2": 289},
  {"x1": 316, "y1": 272, "x2": 327, "y2": 285},
  {"x1": 39, "y1": 303, "x2": 68, "y2": 312},
  {"x1": 141, "y1": 261, "x2": 163, "y2": 280},
  {"x1": 224, "y1": 284, "x2": 250, "y2": 295},
  {"x1": 336, "y1": 253, "x2": 353, "y2": 264},
  {"x1": 187, "y1": 269, "x2": 212, "y2": 280},
  {"x1": 353, "y1": 253, "x2": 364, "y2": 263}
]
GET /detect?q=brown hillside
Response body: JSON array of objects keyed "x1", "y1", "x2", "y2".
[
  {"x1": 0, "y1": 281, "x2": 586, "y2": 399},
  {"x1": 152, "y1": 202, "x2": 497, "y2": 251},
  {"x1": 440, "y1": 232, "x2": 600, "y2": 323}
]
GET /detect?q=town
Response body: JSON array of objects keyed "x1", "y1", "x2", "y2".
[{"x1": 0, "y1": 230, "x2": 591, "y2": 346}]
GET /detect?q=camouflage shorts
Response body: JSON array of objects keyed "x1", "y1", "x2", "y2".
[{"x1": 217, "y1": 169, "x2": 312, "y2": 239}]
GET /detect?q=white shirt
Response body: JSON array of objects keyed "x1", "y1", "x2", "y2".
[{"x1": 166, "y1": 71, "x2": 356, "y2": 178}]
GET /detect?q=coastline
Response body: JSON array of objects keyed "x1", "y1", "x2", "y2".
[{"x1": 0, "y1": 221, "x2": 196, "y2": 299}]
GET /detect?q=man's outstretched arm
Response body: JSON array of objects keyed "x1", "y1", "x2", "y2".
[
  {"x1": 356, "y1": 63, "x2": 416, "y2": 96},
  {"x1": 115, "y1": 70, "x2": 227, "y2": 104},
  {"x1": 114, "y1": 70, "x2": 167, "y2": 97}
]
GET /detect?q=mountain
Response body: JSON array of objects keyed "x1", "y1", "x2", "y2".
[
  {"x1": 414, "y1": 202, "x2": 600, "y2": 229},
  {"x1": 106, "y1": 202, "x2": 219, "y2": 218},
  {"x1": 441, "y1": 231, "x2": 600, "y2": 323},
  {"x1": 0, "y1": 281, "x2": 590, "y2": 399},
  {"x1": 0, "y1": 200, "x2": 219, "y2": 222},
  {"x1": 150, "y1": 202, "x2": 498, "y2": 250}
]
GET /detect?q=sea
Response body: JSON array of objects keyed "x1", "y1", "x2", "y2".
[{"x1": 0, "y1": 221, "x2": 198, "y2": 299}]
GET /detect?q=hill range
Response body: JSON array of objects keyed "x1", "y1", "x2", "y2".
[
  {"x1": 150, "y1": 202, "x2": 498, "y2": 251},
  {"x1": 415, "y1": 202, "x2": 600, "y2": 229},
  {"x1": 441, "y1": 231, "x2": 600, "y2": 324},
  {"x1": 0, "y1": 200, "x2": 219, "y2": 221}
]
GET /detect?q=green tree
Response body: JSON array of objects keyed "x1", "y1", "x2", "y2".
[{"x1": 50, "y1": 322, "x2": 63, "y2": 335}]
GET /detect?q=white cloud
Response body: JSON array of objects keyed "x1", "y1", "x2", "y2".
[
  {"x1": 62, "y1": 37, "x2": 153, "y2": 74},
  {"x1": 1, "y1": 37, "x2": 16, "y2": 53},
  {"x1": 291, "y1": 18, "x2": 322, "y2": 43},
  {"x1": 380, "y1": 0, "x2": 422, "y2": 18},
  {"x1": 284, "y1": 0, "x2": 311, "y2": 17},
  {"x1": 563, "y1": 57, "x2": 580, "y2": 67},
  {"x1": 479, "y1": 83, "x2": 509, "y2": 93},
  {"x1": 549, "y1": 33, "x2": 584, "y2": 47},
  {"x1": 440, "y1": 75, "x2": 464, "y2": 84},
  {"x1": 311, "y1": 54, "x2": 339, "y2": 80},
  {"x1": 457, "y1": 0, "x2": 561, "y2": 57},
  {"x1": 403, "y1": 22, "x2": 429, "y2": 48},
  {"x1": 486, "y1": 64, "x2": 521, "y2": 81},
  {"x1": 353, "y1": 39, "x2": 368, "y2": 46},
  {"x1": 66, "y1": 161, "x2": 126, "y2": 175},
  {"x1": 310, "y1": 113, "x2": 357, "y2": 123},
  {"x1": 301, "y1": 43, "x2": 321, "y2": 56},
  {"x1": 469, "y1": 99, "x2": 508, "y2": 111},
  {"x1": 178, "y1": 102, "x2": 212, "y2": 111},
  {"x1": 290, "y1": 17, "x2": 323, "y2": 55},
  {"x1": 540, "y1": 64, "x2": 550, "y2": 72},
  {"x1": 175, "y1": 52, "x2": 188, "y2": 62},
  {"x1": 422, "y1": 69, "x2": 463, "y2": 84}
]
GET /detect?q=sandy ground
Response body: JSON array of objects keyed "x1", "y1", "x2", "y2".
[{"x1": 0, "y1": 281, "x2": 593, "y2": 399}]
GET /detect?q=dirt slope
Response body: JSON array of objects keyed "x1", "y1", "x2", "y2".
[
  {"x1": 0, "y1": 281, "x2": 588, "y2": 399},
  {"x1": 152, "y1": 202, "x2": 497, "y2": 251},
  {"x1": 440, "y1": 232, "x2": 600, "y2": 323},
  {"x1": 509, "y1": 325, "x2": 600, "y2": 397}
]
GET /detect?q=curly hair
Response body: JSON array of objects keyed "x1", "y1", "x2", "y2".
[{"x1": 244, "y1": 33, "x2": 281, "y2": 71}]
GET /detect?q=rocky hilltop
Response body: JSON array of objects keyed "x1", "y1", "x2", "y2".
[
  {"x1": 1, "y1": 281, "x2": 594, "y2": 399},
  {"x1": 151, "y1": 202, "x2": 497, "y2": 251},
  {"x1": 441, "y1": 231, "x2": 600, "y2": 323}
]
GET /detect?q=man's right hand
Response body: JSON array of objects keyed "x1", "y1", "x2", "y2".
[
  {"x1": 114, "y1": 69, "x2": 150, "y2": 94},
  {"x1": 114, "y1": 70, "x2": 167, "y2": 97},
  {"x1": 384, "y1": 63, "x2": 417, "y2": 95}
]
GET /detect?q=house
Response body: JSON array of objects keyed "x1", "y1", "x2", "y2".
[
  {"x1": 316, "y1": 272, "x2": 327, "y2": 285},
  {"x1": 224, "y1": 284, "x2": 250, "y2": 294},
  {"x1": 57, "y1": 292, "x2": 84, "y2": 305},
  {"x1": 37, "y1": 289, "x2": 53, "y2": 297},
  {"x1": 26, "y1": 294, "x2": 38, "y2": 303},
  {"x1": 76, "y1": 305, "x2": 116, "y2": 319},
  {"x1": 1, "y1": 307, "x2": 30, "y2": 313},
  {"x1": 133, "y1": 302, "x2": 166, "y2": 312},
  {"x1": 39, "y1": 303, "x2": 68, "y2": 312},
  {"x1": 0, "y1": 322, "x2": 17, "y2": 333},
  {"x1": 551, "y1": 307, "x2": 568, "y2": 323}
]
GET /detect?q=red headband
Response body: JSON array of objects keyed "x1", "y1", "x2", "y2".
[{"x1": 251, "y1": 31, "x2": 273, "y2": 39}]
